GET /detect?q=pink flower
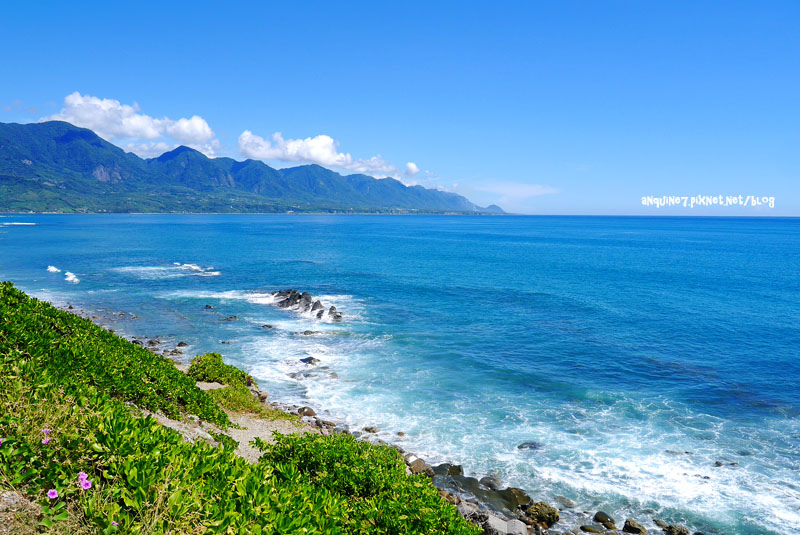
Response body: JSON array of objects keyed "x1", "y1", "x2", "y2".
[
  {"x1": 112, "y1": 521, "x2": 118, "y2": 526},
  {"x1": 42, "y1": 429, "x2": 52, "y2": 435},
  {"x1": 47, "y1": 489, "x2": 58, "y2": 499},
  {"x1": 80, "y1": 479, "x2": 92, "y2": 490},
  {"x1": 41, "y1": 437, "x2": 51, "y2": 445},
  {"x1": 78, "y1": 472, "x2": 88, "y2": 482}
]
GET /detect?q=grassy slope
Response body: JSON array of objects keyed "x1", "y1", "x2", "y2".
[{"x1": 0, "y1": 282, "x2": 479, "y2": 534}]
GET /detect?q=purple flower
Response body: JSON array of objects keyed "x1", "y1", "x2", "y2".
[
  {"x1": 47, "y1": 489, "x2": 58, "y2": 499},
  {"x1": 42, "y1": 429, "x2": 52, "y2": 435},
  {"x1": 78, "y1": 471, "x2": 88, "y2": 482},
  {"x1": 41, "y1": 437, "x2": 51, "y2": 445},
  {"x1": 0, "y1": 438, "x2": 3, "y2": 446},
  {"x1": 112, "y1": 521, "x2": 118, "y2": 526},
  {"x1": 80, "y1": 479, "x2": 92, "y2": 490}
]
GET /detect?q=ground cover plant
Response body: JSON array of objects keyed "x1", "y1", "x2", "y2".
[{"x1": 0, "y1": 282, "x2": 480, "y2": 534}]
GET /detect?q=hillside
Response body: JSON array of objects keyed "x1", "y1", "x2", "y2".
[{"x1": 0, "y1": 121, "x2": 502, "y2": 214}]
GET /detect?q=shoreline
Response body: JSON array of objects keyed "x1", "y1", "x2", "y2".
[{"x1": 52, "y1": 296, "x2": 699, "y2": 535}]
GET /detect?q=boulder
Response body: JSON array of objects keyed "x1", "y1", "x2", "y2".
[
  {"x1": 623, "y1": 518, "x2": 647, "y2": 534},
  {"x1": 312, "y1": 300, "x2": 324, "y2": 311},
  {"x1": 204, "y1": 304, "x2": 214, "y2": 309},
  {"x1": 580, "y1": 526, "x2": 604, "y2": 534},
  {"x1": 300, "y1": 357, "x2": 320, "y2": 365},
  {"x1": 526, "y1": 501, "x2": 559, "y2": 528},
  {"x1": 594, "y1": 511, "x2": 616, "y2": 530},
  {"x1": 505, "y1": 518, "x2": 528, "y2": 535},
  {"x1": 261, "y1": 324, "x2": 273, "y2": 329},
  {"x1": 497, "y1": 487, "x2": 531, "y2": 509},
  {"x1": 482, "y1": 515, "x2": 509, "y2": 535},
  {"x1": 177, "y1": 341, "x2": 188, "y2": 347},
  {"x1": 457, "y1": 501, "x2": 480, "y2": 519},
  {"x1": 222, "y1": 316, "x2": 238, "y2": 321},
  {"x1": 517, "y1": 441, "x2": 543, "y2": 450},
  {"x1": 664, "y1": 526, "x2": 690, "y2": 535},
  {"x1": 409, "y1": 458, "x2": 435, "y2": 477},
  {"x1": 433, "y1": 463, "x2": 464, "y2": 477},
  {"x1": 298, "y1": 407, "x2": 316, "y2": 417},
  {"x1": 363, "y1": 426, "x2": 379, "y2": 433},
  {"x1": 480, "y1": 476, "x2": 502, "y2": 491},
  {"x1": 554, "y1": 496, "x2": 576, "y2": 509},
  {"x1": 653, "y1": 519, "x2": 669, "y2": 529}
]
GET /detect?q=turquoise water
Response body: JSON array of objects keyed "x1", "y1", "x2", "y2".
[{"x1": 1, "y1": 214, "x2": 798, "y2": 534}]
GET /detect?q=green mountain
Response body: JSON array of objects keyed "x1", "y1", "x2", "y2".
[{"x1": 0, "y1": 121, "x2": 502, "y2": 214}]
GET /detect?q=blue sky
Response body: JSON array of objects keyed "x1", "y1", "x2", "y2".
[{"x1": 1, "y1": 1, "x2": 798, "y2": 215}]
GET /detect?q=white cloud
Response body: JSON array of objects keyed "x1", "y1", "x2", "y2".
[
  {"x1": 473, "y1": 182, "x2": 559, "y2": 213},
  {"x1": 476, "y1": 183, "x2": 560, "y2": 199},
  {"x1": 43, "y1": 92, "x2": 219, "y2": 157},
  {"x1": 166, "y1": 115, "x2": 215, "y2": 144},
  {"x1": 122, "y1": 141, "x2": 177, "y2": 158},
  {"x1": 239, "y1": 130, "x2": 413, "y2": 177},
  {"x1": 404, "y1": 162, "x2": 420, "y2": 176}
]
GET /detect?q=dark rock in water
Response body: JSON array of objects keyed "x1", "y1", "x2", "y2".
[
  {"x1": 316, "y1": 310, "x2": 324, "y2": 319},
  {"x1": 147, "y1": 339, "x2": 160, "y2": 346},
  {"x1": 433, "y1": 463, "x2": 464, "y2": 477},
  {"x1": 220, "y1": 340, "x2": 234, "y2": 344},
  {"x1": 580, "y1": 525, "x2": 604, "y2": 534},
  {"x1": 131, "y1": 339, "x2": 142, "y2": 345},
  {"x1": 222, "y1": 316, "x2": 238, "y2": 321},
  {"x1": 714, "y1": 460, "x2": 738, "y2": 467},
  {"x1": 396, "y1": 431, "x2": 406, "y2": 437},
  {"x1": 298, "y1": 407, "x2": 316, "y2": 417},
  {"x1": 409, "y1": 458, "x2": 434, "y2": 477},
  {"x1": 177, "y1": 341, "x2": 188, "y2": 347},
  {"x1": 498, "y1": 487, "x2": 531, "y2": 509},
  {"x1": 311, "y1": 300, "x2": 324, "y2": 311},
  {"x1": 554, "y1": 495, "x2": 576, "y2": 509},
  {"x1": 204, "y1": 304, "x2": 214, "y2": 309},
  {"x1": 480, "y1": 476, "x2": 502, "y2": 491},
  {"x1": 363, "y1": 426, "x2": 379, "y2": 433},
  {"x1": 327, "y1": 305, "x2": 343, "y2": 321},
  {"x1": 261, "y1": 324, "x2": 273, "y2": 329},
  {"x1": 623, "y1": 518, "x2": 647, "y2": 534},
  {"x1": 526, "y1": 501, "x2": 559, "y2": 528},
  {"x1": 653, "y1": 519, "x2": 669, "y2": 529},
  {"x1": 298, "y1": 330, "x2": 321, "y2": 336},
  {"x1": 594, "y1": 511, "x2": 616, "y2": 529},
  {"x1": 517, "y1": 441, "x2": 543, "y2": 451},
  {"x1": 300, "y1": 357, "x2": 320, "y2": 366},
  {"x1": 663, "y1": 526, "x2": 690, "y2": 535}
]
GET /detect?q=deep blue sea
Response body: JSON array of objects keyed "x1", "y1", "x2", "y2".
[{"x1": 2, "y1": 214, "x2": 799, "y2": 534}]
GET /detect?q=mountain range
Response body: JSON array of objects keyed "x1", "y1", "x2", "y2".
[{"x1": 0, "y1": 121, "x2": 503, "y2": 214}]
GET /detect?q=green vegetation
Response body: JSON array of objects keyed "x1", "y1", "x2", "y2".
[
  {"x1": 0, "y1": 282, "x2": 480, "y2": 534},
  {"x1": 0, "y1": 282, "x2": 228, "y2": 428},
  {"x1": 188, "y1": 352, "x2": 253, "y2": 387}
]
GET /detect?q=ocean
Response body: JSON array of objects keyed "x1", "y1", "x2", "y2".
[{"x1": 1, "y1": 214, "x2": 798, "y2": 534}]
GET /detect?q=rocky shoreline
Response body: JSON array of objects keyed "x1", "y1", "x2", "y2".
[{"x1": 55, "y1": 294, "x2": 701, "y2": 535}]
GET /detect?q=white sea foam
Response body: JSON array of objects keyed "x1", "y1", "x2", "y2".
[
  {"x1": 1, "y1": 222, "x2": 37, "y2": 226},
  {"x1": 46, "y1": 265, "x2": 61, "y2": 273},
  {"x1": 64, "y1": 272, "x2": 80, "y2": 284},
  {"x1": 112, "y1": 263, "x2": 221, "y2": 279}
]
